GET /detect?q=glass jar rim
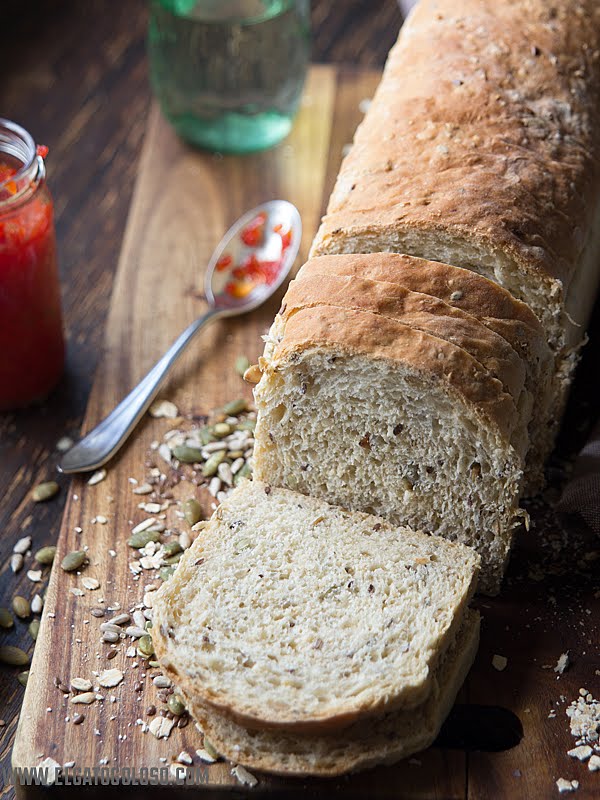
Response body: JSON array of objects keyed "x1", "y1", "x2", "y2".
[{"x1": 0, "y1": 117, "x2": 45, "y2": 209}]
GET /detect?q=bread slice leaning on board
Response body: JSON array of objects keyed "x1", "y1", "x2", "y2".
[
  {"x1": 152, "y1": 480, "x2": 480, "y2": 732},
  {"x1": 181, "y1": 609, "x2": 480, "y2": 777},
  {"x1": 311, "y1": 0, "x2": 600, "y2": 429},
  {"x1": 152, "y1": 481, "x2": 480, "y2": 774},
  {"x1": 252, "y1": 296, "x2": 526, "y2": 595},
  {"x1": 295, "y1": 254, "x2": 554, "y2": 494}
]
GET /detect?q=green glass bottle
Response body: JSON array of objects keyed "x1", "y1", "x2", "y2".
[{"x1": 148, "y1": 0, "x2": 311, "y2": 154}]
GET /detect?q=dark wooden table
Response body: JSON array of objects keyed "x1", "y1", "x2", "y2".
[
  {"x1": 0, "y1": 2, "x2": 403, "y2": 796},
  {"x1": 1, "y1": 2, "x2": 599, "y2": 798}
]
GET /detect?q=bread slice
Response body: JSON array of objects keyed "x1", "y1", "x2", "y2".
[
  {"x1": 253, "y1": 304, "x2": 525, "y2": 594},
  {"x1": 152, "y1": 480, "x2": 480, "y2": 733},
  {"x1": 181, "y1": 609, "x2": 480, "y2": 777},
  {"x1": 296, "y1": 253, "x2": 555, "y2": 492},
  {"x1": 310, "y1": 0, "x2": 600, "y2": 389}
]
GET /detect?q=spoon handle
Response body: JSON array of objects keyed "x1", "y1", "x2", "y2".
[{"x1": 59, "y1": 309, "x2": 221, "y2": 473}]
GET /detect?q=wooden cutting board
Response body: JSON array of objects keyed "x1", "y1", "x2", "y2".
[{"x1": 12, "y1": 65, "x2": 600, "y2": 799}]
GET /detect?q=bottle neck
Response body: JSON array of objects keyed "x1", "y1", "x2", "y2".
[{"x1": 0, "y1": 118, "x2": 45, "y2": 212}]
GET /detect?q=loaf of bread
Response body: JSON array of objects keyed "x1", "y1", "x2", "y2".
[
  {"x1": 152, "y1": 482, "x2": 480, "y2": 775},
  {"x1": 253, "y1": 298, "x2": 526, "y2": 594},
  {"x1": 296, "y1": 254, "x2": 554, "y2": 492},
  {"x1": 311, "y1": 0, "x2": 600, "y2": 400},
  {"x1": 152, "y1": 480, "x2": 480, "y2": 733},
  {"x1": 184, "y1": 609, "x2": 480, "y2": 777}
]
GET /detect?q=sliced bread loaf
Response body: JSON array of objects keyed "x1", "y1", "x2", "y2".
[
  {"x1": 252, "y1": 304, "x2": 525, "y2": 593},
  {"x1": 310, "y1": 0, "x2": 600, "y2": 363},
  {"x1": 295, "y1": 253, "x2": 555, "y2": 491},
  {"x1": 181, "y1": 608, "x2": 480, "y2": 776},
  {"x1": 152, "y1": 480, "x2": 480, "y2": 733}
]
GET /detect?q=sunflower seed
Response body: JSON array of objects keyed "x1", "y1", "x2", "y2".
[
  {"x1": 27, "y1": 570, "x2": 43, "y2": 582},
  {"x1": 31, "y1": 594, "x2": 43, "y2": 614},
  {"x1": 87, "y1": 469, "x2": 106, "y2": 486},
  {"x1": 131, "y1": 518, "x2": 158, "y2": 535},
  {"x1": 102, "y1": 631, "x2": 119, "y2": 644},
  {"x1": 202, "y1": 440, "x2": 227, "y2": 454},
  {"x1": 10, "y1": 553, "x2": 24, "y2": 573},
  {"x1": 179, "y1": 531, "x2": 192, "y2": 550},
  {"x1": 208, "y1": 477, "x2": 221, "y2": 497},
  {"x1": 149, "y1": 399, "x2": 179, "y2": 419},
  {"x1": 230, "y1": 457, "x2": 245, "y2": 475},
  {"x1": 133, "y1": 483, "x2": 153, "y2": 495},
  {"x1": 217, "y1": 462, "x2": 233, "y2": 487},
  {"x1": 100, "y1": 623, "x2": 122, "y2": 635},
  {"x1": 109, "y1": 613, "x2": 130, "y2": 626},
  {"x1": 126, "y1": 626, "x2": 146, "y2": 639},
  {"x1": 132, "y1": 610, "x2": 146, "y2": 629},
  {"x1": 13, "y1": 536, "x2": 32, "y2": 555},
  {"x1": 152, "y1": 675, "x2": 171, "y2": 688}
]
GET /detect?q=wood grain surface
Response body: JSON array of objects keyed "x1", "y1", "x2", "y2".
[
  {"x1": 6, "y1": 61, "x2": 600, "y2": 798},
  {"x1": 0, "y1": 3, "x2": 402, "y2": 798},
  {"x1": 1, "y1": 2, "x2": 599, "y2": 798}
]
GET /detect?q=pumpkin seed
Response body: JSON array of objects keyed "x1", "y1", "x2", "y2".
[
  {"x1": 128, "y1": 529, "x2": 161, "y2": 549},
  {"x1": 35, "y1": 545, "x2": 57, "y2": 565},
  {"x1": 18, "y1": 670, "x2": 29, "y2": 687},
  {"x1": 236, "y1": 418, "x2": 256, "y2": 432},
  {"x1": 160, "y1": 567, "x2": 175, "y2": 582},
  {"x1": 163, "y1": 541, "x2": 183, "y2": 558},
  {"x1": 202, "y1": 450, "x2": 226, "y2": 477},
  {"x1": 202, "y1": 738, "x2": 220, "y2": 760},
  {"x1": 31, "y1": 594, "x2": 43, "y2": 614},
  {"x1": 172, "y1": 445, "x2": 204, "y2": 464},
  {"x1": 137, "y1": 634, "x2": 154, "y2": 658},
  {"x1": 233, "y1": 462, "x2": 252, "y2": 486},
  {"x1": 167, "y1": 695, "x2": 186, "y2": 716},
  {"x1": 0, "y1": 607, "x2": 14, "y2": 628},
  {"x1": 31, "y1": 481, "x2": 60, "y2": 502},
  {"x1": 148, "y1": 660, "x2": 160, "y2": 669},
  {"x1": 213, "y1": 422, "x2": 231, "y2": 438},
  {"x1": 12, "y1": 596, "x2": 31, "y2": 619},
  {"x1": 163, "y1": 553, "x2": 182, "y2": 566},
  {"x1": 0, "y1": 645, "x2": 30, "y2": 666},
  {"x1": 234, "y1": 356, "x2": 250, "y2": 377},
  {"x1": 61, "y1": 550, "x2": 87, "y2": 572},
  {"x1": 28, "y1": 619, "x2": 40, "y2": 641},
  {"x1": 222, "y1": 398, "x2": 247, "y2": 415},
  {"x1": 182, "y1": 498, "x2": 202, "y2": 526}
]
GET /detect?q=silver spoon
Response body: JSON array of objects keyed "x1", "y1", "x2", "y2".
[{"x1": 58, "y1": 200, "x2": 301, "y2": 474}]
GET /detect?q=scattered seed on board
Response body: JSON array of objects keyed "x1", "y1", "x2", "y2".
[
  {"x1": 18, "y1": 670, "x2": 29, "y2": 687},
  {"x1": 0, "y1": 646, "x2": 30, "y2": 666},
  {"x1": 11, "y1": 554, "x2": 24, "y2": 574},
  {"x1": 131, "y1": 518, "x2": 158, "y2": 535},
  {"x1": 167, "y1": 695, "x2": 185, "y2": 716},
  {"x1": 109, "y1": 613, "x2": 130, "y2": 626},
  {"x1": 28, "y1": 620, "x2": 40, "y2": 641},
  {"x1": 149, "y1": 399, "x2": 179, "y2": 419},
  {"x1": 126, "y1": 626, "x2": 146, "y2": 639},
  {"x1": 56, "y1": 436, "x2": 74, "y2": 452},
  {"x1": 61, "y1": 551, "x2": 87, "y2": 572},
  {"x1": 13, "y1": 536, "x2": 32, "y2": 555},
  {"x1": 243, "y1": 364, "x2": 261, "y2": 384},
  {"x1": 90, "y1": 607, "x2": 105, "y2": 618},
  {"x1": 222, "y1": 398, "x2": 247, "y2": 416},
  {"x1": 12, "y1": 596, "x2": 31, "y2": 619},
  {"x1": 202, "y1": 451, "x2": 226, "y2": 478},
  {"x1": 32, "y1": 481, "x2": 60, "y2": 503},
  {"x1": 0, "y1": 608, "x2": 14, "y2": 629},
  {"x1": 31, "y1": 594, "x2": 43, "y2": 614},
  {"x1": 172, "y1": 445, "x2": 204, "y2": 464},
  {"x1": 137, "y1": 635, "x2": 154, "y2": 658},
  {"x1": 128, "y1": 529, "x2": 162, "y2": 549},
  {"x1": 27, "y1": 570, "x2": 42, "y2": 583},
  {"x1": 182, "y1": 498, "x2": 202, "y2": 526},
  {"x1": 70, "y1": 692, "x2": 97, "y2": 705},
  {"x1": 98, "y1": 668, "x2": 124, "y2": 688},
  {"x1": 35, "y1": 546, "x2": 56, "y2": 565},
  {"x1": 71, "y1": 678, "x2": 93, "y2": 692},
  {"x1": 163, "y1": 541, "x2": 182, "y2": 558},
  {"x1": 82, "y1": 577, "x2": 100, "y2": 591},
  {"x1": 132, "y1": 610, "x2": 146, "y2": 629},
  {"x1": 133, "y1": 483, "x2": 153, "y2": 495},
  {"x1": 153, "y1": 675, "x2": 171, "y2": 688},
  {"x1": 102, "y1": 631, "x2": 120, "y2": 644},
  {"x1": 87, "y1": 469, "x2": 106, "y2": 486},
  {"x1": 231, "y1": 765, "x2": 258, "y2": 787}
]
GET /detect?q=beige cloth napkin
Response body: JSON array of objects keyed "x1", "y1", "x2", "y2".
[{"x1": 556, "y1": 419, "x2": 600, "y2": 535}]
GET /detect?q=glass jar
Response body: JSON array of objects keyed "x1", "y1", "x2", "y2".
[
  {"x1": 0, "y1": 119, "x2": 65, "y2": 410},
  {"x1": 148, "y1": 0, "x2": 311, "y2": 153}
]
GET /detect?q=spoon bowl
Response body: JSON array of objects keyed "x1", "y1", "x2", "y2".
[{"x1": 58, "y1": 200, "x2": 301, "y2": 474}]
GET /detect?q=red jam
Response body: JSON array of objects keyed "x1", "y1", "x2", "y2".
[
  {"x1": 0, "y1": 150, "x2": 64, "y2": 410},
  {"x1": 222, "y1": 220, "x2": 293, "y2": 299}
]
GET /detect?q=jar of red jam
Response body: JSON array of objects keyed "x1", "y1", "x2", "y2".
[{"x1": 0, "y1": 119, "x2": 64, "y2": 410}]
